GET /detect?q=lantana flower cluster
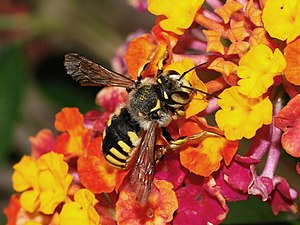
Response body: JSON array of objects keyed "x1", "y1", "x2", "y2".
[{"x1": 5, "y1": 0, "x2": 300, "y2": 224}]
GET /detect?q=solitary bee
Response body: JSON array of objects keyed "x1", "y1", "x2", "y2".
[{"x1": 64, "y1": 53, "x2": 215, "y2": 204}]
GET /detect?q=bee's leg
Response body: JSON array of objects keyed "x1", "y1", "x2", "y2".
[
  {"x1": 156, "y1": 128, "x2": 219, "y2": 162},
  {"x1": 161, "y1": 128, "x2": 220, "y2": 152},
  {"x1": 154, "y1": 127, "x2": 172, "y2": 162}
]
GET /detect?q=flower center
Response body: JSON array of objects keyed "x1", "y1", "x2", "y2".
[{"x1": 146, "y1": 207, "x2": 154, "y2": 219}]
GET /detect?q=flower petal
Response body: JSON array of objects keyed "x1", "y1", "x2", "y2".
[
  {"x1": 4, "y1": 195, "x2": 20, "y2": 225},
  {"x1": 95, "y1": 87, "x2": 128, "y2": 113},
  {"x1": 274, "y1": 94, "x2": 300, "y2": 157},
  {"x1": 12, "y1": 156, "x2": 39, "y2": 192},
  {"x1": 148, "y1": 0, "x2": 204, "y2": 35},
  {"x1": 116, "y1": 179, "x2": 178, "y2": 225},
  {"x1": 29, "y1": 129, "x2": 56, "y2": 159},
  {"x1": 284, "y1": 37, "x2": 300, "y2": 85},
  {"x1": 228, "y1": 20, "x2": 249, "y2": 42},
  {"x1": 37, "y1": 152, "x2": 73, "y2": 214},
  {"x1": 245, "y1": 0, "x2": 262, "y2": 26},
  {"x1": 155, "y1": 151, "x2": 187, "y2": 189},
  {"x1": 224, "y1": 155, "x2": 260, "y2": 193},
  {"x1": 203, "y1": 30, "x2": 225, "y2": 55},
  {"x1": 214, "y1": 169, "x2": 248, "y2": 202},
  {"x1": 216, "y1": 86, "x2": 273, "y2": 140},
  {"x1": 12, "y1": 152, "x2": 73, "y2": 214},
  {"x1": 59, "y1": 189, "x2": 99, "y2": 225},
  {"x1": 180, "y1": 135, "x2": 238, "y2": 177},
  {"x1": 174, "y1": 174, "x2": 228, "y2": 225},
  {"x1": 249, "y1": 28, "x2": 272, "y2": 47},
  {"x1": 214, "y1": 0, "x2": 243, "y2": 24},
  {"x1": 54, "y1": 107, "x2": 90, "y2": 158},
  {"x1": 77, "y1": 137, "x2": 126, "y2": 193},
  {"x1": 237, "y1": 44, "x2": 286, "y2": 98},
  {"x1": 124, "y1": 34, "x2": 157, "y2": 79},
  {"x1": 262, "y1": 0, "x2": 300, "y2": 43},
  {"x1": 268, "y1": 177, "x2": 298, "y2": 215},
  {"x1": 208, "y1": 57, "x2": 238, "y2": 77}
]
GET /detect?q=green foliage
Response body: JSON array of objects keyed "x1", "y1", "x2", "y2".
[{"x1": 0, "y1": 43, "x2": 28, "y2": 163}]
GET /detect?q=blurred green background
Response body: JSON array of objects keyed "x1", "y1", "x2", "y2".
[{"x1": 0, "y1": 0, "x2": 299, "y2": 224}]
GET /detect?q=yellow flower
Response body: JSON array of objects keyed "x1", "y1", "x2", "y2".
[
  {"x1": 148, "y1": 0, "x2": 204, "y2": 35},
  {"x1": 12, "y1": 152, "x2": 73, "y2": 214},
  {"x1": 215, "y1": 86, "x2": 273, "y2": 140},
  {"x1": 262, "y1": 0, "x2": 300, "y2": 43},
  {"x1": 237, "y1": 45, "x2": 286, "y2": 98},
  {"x1": 165, "y1": 59, "x2": 208, "y2": 118},
  {"x1": 59, "y1": 189, "x2": 99, "y2": 225}
]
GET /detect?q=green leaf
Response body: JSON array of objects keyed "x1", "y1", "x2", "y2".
[
  {"x1": 0, "y1": 43, "x2": 28, "y2": 163},
  {"x1": 223, "y1": 196, "x2": 295, "y2": 224}
]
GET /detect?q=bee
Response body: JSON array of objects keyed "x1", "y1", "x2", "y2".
[{"x1": 64, "y1": 53, "x2": 215, "y2": 204}]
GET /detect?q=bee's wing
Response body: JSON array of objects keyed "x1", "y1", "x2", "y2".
[
  {"x1": 129, "y1": 122, "x2": 158, "y2": 205},
  {"x1": 64, "y1": 53, "x2": 136, "y2": 89}
]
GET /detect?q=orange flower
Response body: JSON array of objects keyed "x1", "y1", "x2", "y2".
[
  {"x1": 125, "y1": 34, "x2": 158, "y2": 79},
  {"x1": 77, "y1": 137, "x2": 128, "y2": 193},
  {"x1": 245, "y1": 0, "x2": 262, "y2": 26},
  {"x1": 284, "y1": 37, "x2": 300, "y2": 85},
  {"x1": 214, "y1": 0, "x2": 243, "y2": 24},
  {"x1": 116, "y1": 180, "x2": 178, "y2": 225},
  {"x1": 203, "y1": 30, "x2": 225, "y2": 55},
  {"x1": 208, "y1": 57, "x2": 238, "y2": 77},
  {"x1": 54, "y1": 107, "x2": 91, "y2": 159},
  {"x1": 179, "y1": 119, "x2": 238, "y2": 176}
]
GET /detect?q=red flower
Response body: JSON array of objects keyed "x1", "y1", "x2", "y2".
[
  {"x1": 174, "y1": 173, "x2": 228, "y2": 225},
  {"x1": 275, "y1": 94, "x2": 300, "y2": 157},
  {"x1": 268, "y1": 177, "x2": 298, "y2": 215},
  {"x1": 29, "y1": 129, "x2": 56, "y2": 159}
]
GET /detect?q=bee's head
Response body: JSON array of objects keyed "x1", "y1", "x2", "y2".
[{"x1": 158, "y1": 73, "x2": 192, "y2": 107}]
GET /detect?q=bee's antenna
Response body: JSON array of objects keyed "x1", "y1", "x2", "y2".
[
  {"x1": 178, "y1": 62, "x2": 208, "y2": 80},
  {"x1": 181, "y1": 85, "x2": 220, "y2": 99}
]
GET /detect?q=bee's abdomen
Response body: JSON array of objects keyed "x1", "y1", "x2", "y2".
[{"x1": 102, "y1": 108, "x2": 142, "y2": 168}]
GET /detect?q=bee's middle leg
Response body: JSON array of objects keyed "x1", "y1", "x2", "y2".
[{"x1": 157, "y1": 127, "x2": 219, "y2": 157}]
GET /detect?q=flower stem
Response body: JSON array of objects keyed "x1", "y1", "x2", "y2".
[{"x1": 261, "y1": 96, "x2": 283, "y2": 178}]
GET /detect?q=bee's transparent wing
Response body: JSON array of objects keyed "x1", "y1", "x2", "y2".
[
  {"x1": 64, "y1": 53, "x2": 135, "y2": 89},
  {"x1": 129, "y1": 122, "x2": 158, "y2": 205}
]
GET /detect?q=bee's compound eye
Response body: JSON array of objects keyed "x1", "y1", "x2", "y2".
[{"x1": 171, "y1": 92, "x2": 190, "y2": 105}]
